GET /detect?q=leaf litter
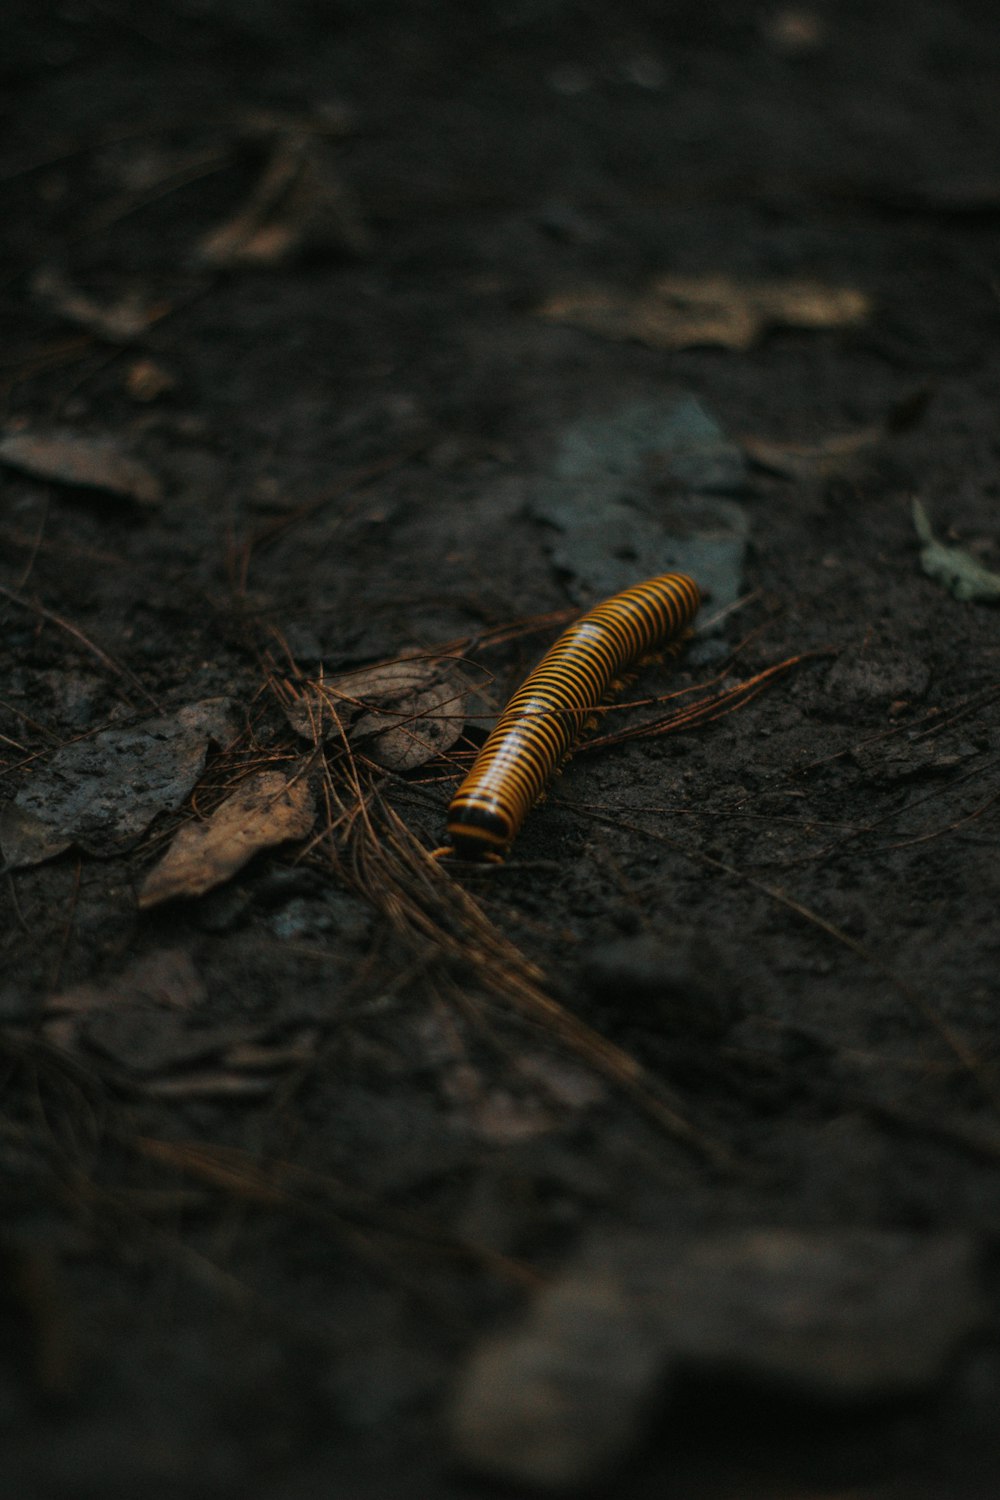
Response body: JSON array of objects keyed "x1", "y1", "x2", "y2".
[
  {"x1": 0, "y1": 698, "x2": 239, "y2": 870},
  {"x1": 31, "y1": 265, "x2": 172, "y2": 343},
  {"x1": 537, "y1": 273, "x2": 870, "y2": 352},
  {"x1": 284, "y1": 657, "x2": 476, "y2": 771},
  {"x1": 741, "y1": 388, "x2": 933, "y2": 480},
  {"x1": 0, "y1": 427, "x2": 163, "y2": 506},
  {"x1": 196, "y1": 124, "x2": 369, "y2": 269},
  {"x1": 42, "y1": 946, "x2": 318, "y2": 1087},
  {"x1": 138, "y1": 766, "x2": 316, "y2": 908}
]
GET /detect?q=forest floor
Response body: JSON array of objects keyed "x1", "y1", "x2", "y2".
[{"x1": 3, "y1": 3, "x2": 1000, "y2": 1496}]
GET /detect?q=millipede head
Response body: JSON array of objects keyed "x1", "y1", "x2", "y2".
[{"x1": 445, "y1": 800, "x2": 512, "y2": 861}]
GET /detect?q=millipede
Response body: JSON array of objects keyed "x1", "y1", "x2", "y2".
[{"x1": 436, "y1": 571, "x2": 701, "y2": 861}]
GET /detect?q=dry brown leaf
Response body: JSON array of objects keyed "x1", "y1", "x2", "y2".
[
  {"x1": 741, "y1": 424, "x2": 882, "y2": 479},
  {"x1": 31, "y1": 266, "x2": 171, "y2": 342},
  {"x1": 286, "y1": 658, "x2": 470, "y2": 771},
  {"x1": 537, "y1": 273, "x2": 870, "y2": 352},
  {"x1": 0, "y1": 428, "x2": 163, "y2": 506},
  {"x1": 138, "y1": 768, "x2": 315, "y2": 909},
  {"x1": 196, "y1": 130, "x2": 369, "y2": 269}
]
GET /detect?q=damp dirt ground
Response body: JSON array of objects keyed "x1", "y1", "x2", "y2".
[{"x1": 3, "y1": 4, "x2": 1000, "y2": 1497}]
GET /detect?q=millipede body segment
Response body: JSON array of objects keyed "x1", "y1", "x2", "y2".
[{"x1": 442, "y1": 572, "x2": 701, "y2": 860}]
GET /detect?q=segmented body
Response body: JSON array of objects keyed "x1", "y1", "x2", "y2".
[{"x1": 443, "y1": 572, "x2": 700, "y2": 860}]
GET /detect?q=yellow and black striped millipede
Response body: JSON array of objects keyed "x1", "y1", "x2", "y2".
[{"x1": 437, "y1": 572, "x2": 701, "y2": 861}]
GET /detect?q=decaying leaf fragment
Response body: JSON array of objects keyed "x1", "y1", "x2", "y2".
[
  {"x1": 538, "y1": 273, "x2": 870, "y2": 352},
  {"x1": 741, "y1": 423, "x2": 882, "y2": 480},
  {"x1": 196, "y1": 128, "x2": 369, "y2": 268},
  {"x1": 913, "y1": 498, "x2": 1000, "y2": 602},
  {"x1": 0, "y1": 698, "x2": 239, "y2": 870},
  {"x1": 285, "y1": 658, "x2": 470, "y2": 771},
  {"x1": 742, "y1": 389, "x2": 931, "y2": 481},
  {"x1": 139, "y1": 768, "x2": 316, "y2": 908},
  {"x1": 0, "y1": 428, "x2": 162, "y2": 506},
  {"x1": 31, "y1": 266, "x2": 171, "y2": 342}
]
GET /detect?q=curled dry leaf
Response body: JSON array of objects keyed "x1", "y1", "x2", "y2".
[
  {"x1": 0, "y1": 428, "x2": 162, "y2": 506},
  {"x1": 285, "y1": 658, "x2": 471, "y2": 771},
  {"x1": 138, "y1": 767, "x2": 316, "y2": 908},
  {"x1": 538, "y1": 273, "x2": 870, "y2": 352}
]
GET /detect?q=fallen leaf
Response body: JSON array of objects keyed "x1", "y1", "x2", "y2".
[
  {"x1": 196, "y1": 129, "x2": 369, "y2": 269},
  {"x1": 0, "y1": 428, "x2": 163, "y2": 506},
  {"x1": 741, "y1": 389, "x2": 931, "y2": 481},
  {"x1": 0, "y1": 802, "x2": 73, "y2": 870},
  {"x1": 285, "y1": 659, "x2": 470, "y2": 771},
  {"x1": 31, "y1": 265, "x2": 171, "y2": 342},
  {"x1": 913, "y1": 498, "x2": 1000, "y2": 602},
  {"x1": 742, "y1": 423, "x2": 882, "y2": 479},
  {"x1": 538, "y1": 273, "x2": 870, "y2": 352},
  {"x1": 138, "y1": 767, "x2": 315, "y2": 908},
  {"x1": 0, "y1": 698, "x2": 238, "y2": 869}
]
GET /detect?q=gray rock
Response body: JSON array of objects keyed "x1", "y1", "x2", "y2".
[{"x1": 450, "y1": 1228, "x2": 982, "y2": 1491}]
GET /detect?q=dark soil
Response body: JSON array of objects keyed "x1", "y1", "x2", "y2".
[{"x1": 3, "y1": 3, "x2": 1000, "y2": 1496}]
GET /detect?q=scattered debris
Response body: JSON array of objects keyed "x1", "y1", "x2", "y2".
[
  {"x1": 450, "y1": 1229, "x2": 981, "y2": 1490},
  {"x1": 196, "y1": 128, "x2": 369, "y2": 269},
  {"x1": 742, "y1": 388, "x2": 932, "y2": 480},
  {"x1": 0, "y1": 427, "x2": 163, "y2": 506},
  {"x1": 742, "y1": 423, "x2": 882, "y2": 480},
  {"x1": 46, "y1": 947, "x2": 207, "y2": 1018},
  {"x1": 138, "y1": 767, "x2": 316, "y2": 908},
  {"x1": 538, "y1": 274, "x2": 870, "y2": 352},
  {"x1": 531, "y1": 398, "x2": 749, "y2": 606},
  {"x1": 31, "y1": 265, "x2": 172, "y2": 342},
  {"x1": 0, "y1": 698, "x2": 239, "y2": 869},
  {"x1": 43, "y1": 945, "x2": 318, "y2": 1089},
  {"x1": 913, "y1": 498, "x2": 1000, "y2": 602},
  {"x1": 285, "y1": 659, "x2": 471, "y2": 771},
  {"x1": 83, "y1": 1009, "x2": 237, "y2": 1074},
  {"x1": 125, "y1": 358, "x2": 177, "y2": 402}
]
